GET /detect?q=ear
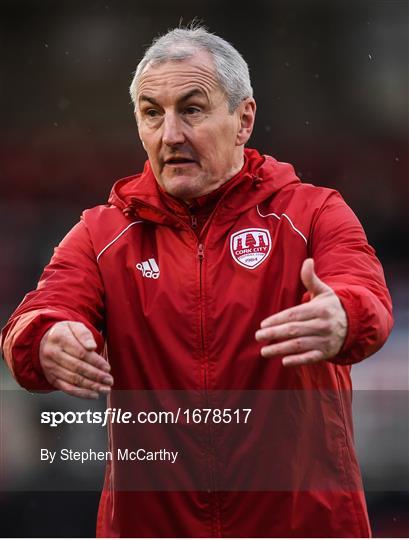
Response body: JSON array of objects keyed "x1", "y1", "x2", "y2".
[{"x1": 236, "y1": 98, "x2": 256, "y2": 146}]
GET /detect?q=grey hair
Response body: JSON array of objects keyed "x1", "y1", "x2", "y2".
[{"x1": 129, "y1": 25, "x2": 253, "y2": 113}]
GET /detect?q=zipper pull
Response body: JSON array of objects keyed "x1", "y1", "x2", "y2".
[
  {"x1": 198, "y1": 243, "x2": 205, "y2": 259},
  {"x1": 191, "y1": 215, "x2": 198, "y2": 229}
]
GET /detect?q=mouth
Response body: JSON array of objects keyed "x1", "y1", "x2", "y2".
[{"x1": 164, "y1": 157, "x2": 197, "y2": 167}]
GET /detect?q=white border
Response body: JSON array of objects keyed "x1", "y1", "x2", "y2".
[
  {"x1": 96, "y1": 221, "x2": 143, "y2": 262},
  {"x1": 256, "y1": 205, "x2": 307, "y2": 244}
]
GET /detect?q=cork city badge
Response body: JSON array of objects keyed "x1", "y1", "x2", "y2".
[{"x1": 230, "y1": 228, "x2": 272, "y2": 269}]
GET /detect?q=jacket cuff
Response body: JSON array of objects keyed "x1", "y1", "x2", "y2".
[{"x1": 328, "y1": 288, "x2": 362, "y2": 365}]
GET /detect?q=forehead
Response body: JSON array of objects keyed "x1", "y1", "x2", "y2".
[{"x1": 137, "y1": 50, "x2": 222, "y2": 101}]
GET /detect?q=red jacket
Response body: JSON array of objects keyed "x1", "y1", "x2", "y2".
[{"x1": 1, "y1": 148, "x2": 393, "y2": 537}]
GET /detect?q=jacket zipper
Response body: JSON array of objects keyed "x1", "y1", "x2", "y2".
[
  {"x1": 197, "y1": 243, "x2": 222, "y2": 537},
  {"x1": 131, "y1": 202, "x2": 222, "y2": 533},
  {"x1": 197, "y1": 243, "x2": 205, "y2": 354}
]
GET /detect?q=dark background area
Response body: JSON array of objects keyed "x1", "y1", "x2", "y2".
[{"x1": 0, "y1": 0, "x2": 408, "y2": 537}]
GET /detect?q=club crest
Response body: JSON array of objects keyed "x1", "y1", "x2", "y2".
[{"x1": 230, "y1": 228, "x2": 271, "y2": 269}]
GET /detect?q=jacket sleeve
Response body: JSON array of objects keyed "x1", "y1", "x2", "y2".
[
  {"x1": 1, "y1": 216, "x2": 105, "y2": 391},
  {"x1": 306, "y1": 190, "x2": 393, "y2": 365}
]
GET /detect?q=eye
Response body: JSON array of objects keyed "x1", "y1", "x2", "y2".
[
  {"x1": 146, "y1": 109, "x2": 160, "y2": 118},
  {"x1": 184, "y1": 106, "x2": 202, "y2": 115}
]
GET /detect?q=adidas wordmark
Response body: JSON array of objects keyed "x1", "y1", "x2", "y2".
[{"x1": 136, "y1": 258, "x2": 160, "y2": 279}]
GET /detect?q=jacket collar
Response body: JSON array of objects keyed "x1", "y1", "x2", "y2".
[{"x1": 108, "y1": 148, "x2": 300, "y2": 227}]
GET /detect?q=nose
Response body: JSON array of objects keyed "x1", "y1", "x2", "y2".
[{"x1": 162, "y1": 112, "x2": 185, "y2": 146}]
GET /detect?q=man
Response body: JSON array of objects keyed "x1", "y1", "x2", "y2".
[{"x1": 1, "y1": 26, "x2": 392, "y2": 537}]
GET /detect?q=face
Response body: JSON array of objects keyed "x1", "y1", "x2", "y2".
[{"x1": 135, "y1": 50, "x2": 256, "y2": 201}]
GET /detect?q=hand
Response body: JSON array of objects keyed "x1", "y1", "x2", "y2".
[
  {"x1": 39, "y1": 321, "x2": 113, "y2": 399},
  {"x1": 255, "y1": 258, "x2": 347, "y2": 366}
]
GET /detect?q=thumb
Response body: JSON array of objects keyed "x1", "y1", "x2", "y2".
[
  {"x1": 67, "y1": 321, "x2": 97, "y2": 351},
  {"x1": 301, "y1": 258, "x2": 330, "y2": 298}
]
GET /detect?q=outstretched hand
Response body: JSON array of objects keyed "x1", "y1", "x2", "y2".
[
  {"x1": 255, "y1": 258, "x2": 347, "y2": 366},
  {"x1": 39, "y1": 321, "x2": 113, "y2": 399}
]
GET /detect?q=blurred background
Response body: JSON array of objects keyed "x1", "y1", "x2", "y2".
[{"x1": 0, "y1": 0, "x2": 407, "y2": 536}]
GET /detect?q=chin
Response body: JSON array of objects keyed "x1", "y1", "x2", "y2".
[{"x1": 162, "y1": 176, "x2": 204, "y2": 200}]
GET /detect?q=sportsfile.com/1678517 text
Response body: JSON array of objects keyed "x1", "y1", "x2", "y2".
[{"x1": 40, "y1": 407, "x2": 253, "y2": 427}]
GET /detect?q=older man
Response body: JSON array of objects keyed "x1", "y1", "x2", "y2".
[{"x1": 1, "y1": 26, "x2": 392, "y2": 537}]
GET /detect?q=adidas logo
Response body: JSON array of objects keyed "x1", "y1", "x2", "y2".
[{"x1": 136, "y1": 258, "x2": 160, "y2": 279}]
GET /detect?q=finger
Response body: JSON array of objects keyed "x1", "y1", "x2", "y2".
[
  {"x1": 57, "y1": 332, "x2": 95, "y2": 360},
  {"x1": 260, "y1": 336, "x2": 326, "y2": 358},
  {"x1": 260, "y1": 303, "x2": 317, "y2": 329},
  {"x1": 67, "y1": 321, "x2": 98, "y2": 351},
  {"x1": 53, "y1": 378, "x2": 100, "y2": 400},
  {"x1": 255, "y1": 319, "x2": 326, "y2": 342},
  {"x1": 58, "y1": 336, "x2": 111, "y2": 373},
  {"x1": 82, "y1": 350, "x2": 111, "y2": 373},
  {"x1": 300, "y1": 258, "x2": 331, "y2": 298},
  {"x1": 46, "y1": 322, "x2": 110, "y2": 372},
  {"x1": 49, "y1": 364, "x2": 112, "y2": 394},
  {"x1": 282, "y1": 349, "x2": 324, "y2": 367},
  {"x1": 50, "y1": 349, "x2": 113, "y2": 385}
]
